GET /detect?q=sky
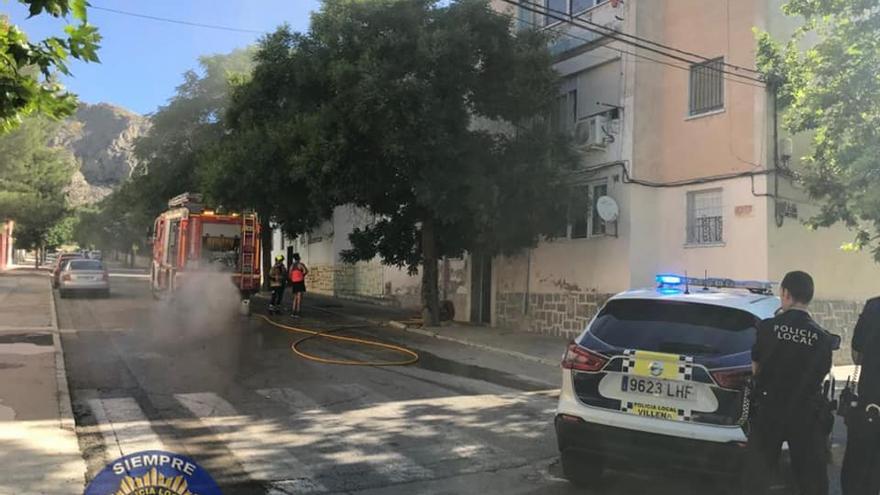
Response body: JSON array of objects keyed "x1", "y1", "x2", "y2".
[{"x1": 4, "y1": 0, "x2": 322, "y2": 115}]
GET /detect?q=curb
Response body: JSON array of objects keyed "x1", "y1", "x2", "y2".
[
  {"x1": 391, "y1": 321, "x2": 560, "y2": 367},
  {"x1": 48, "y1": 280, "x2": 76, "y2": 433}
]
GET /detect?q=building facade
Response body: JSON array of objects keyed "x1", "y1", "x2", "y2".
[
  {"x1": 0, "y1": 220, "x2": 13, "y2": 270},
  {"x1": 492, "y1": 0, "x2": 880, "y2": 350},
  {"x1": 273, "y1": 1, "x2": 879, "y2": 348}
]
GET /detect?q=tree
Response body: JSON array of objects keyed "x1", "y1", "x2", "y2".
[
  {"x1": 292, "y1": 0, "x2": 573, "y2": 324},
  {"x1": 0, "y1": 0, "x2": 100, "y2": 133},
  {"x1": 756, "y1": 0, "x2": 880, "y2": 260},
  {"x1": 201, "y1": 28, "x2": 328, "y2": 288},
  {"x1": 0, "y1": 117, "x2": 75, "y2": 253},
  {"x1": 105, "y1": 49, "x2": 256, "y2": 246}
]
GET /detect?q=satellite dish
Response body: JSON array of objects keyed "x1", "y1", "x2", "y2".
[{"x1": 596, "y1": 196, "x2": 619, "y2": 222}]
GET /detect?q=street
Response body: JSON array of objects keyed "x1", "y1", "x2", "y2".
[{"x1": 52, "y1": 269, "x2": 763, "y2": 494}]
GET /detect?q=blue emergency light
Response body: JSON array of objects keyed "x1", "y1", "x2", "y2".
[{"x1": 656, "y1": 274, "x2": 683, "y2": 285}]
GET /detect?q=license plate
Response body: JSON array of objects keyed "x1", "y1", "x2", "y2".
[
  {"x1": 621, "y1": 376, "x2": 695, "y2": 401},
  {"x1": 629, "y1": 402, "x2": 681, "y2": 420},
  {"x1": 76, "y1": 276, "x2": 95, "y2": 281}
]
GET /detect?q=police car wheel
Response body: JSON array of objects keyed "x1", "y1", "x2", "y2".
[{"x1": 560, "y1": 450, "x2": 604, "y2": 488}]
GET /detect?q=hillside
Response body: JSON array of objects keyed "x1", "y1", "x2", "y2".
[{"x1": 52, "y1": 103, "x2": 150, "y2": 206}]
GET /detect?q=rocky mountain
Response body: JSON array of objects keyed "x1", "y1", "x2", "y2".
[{"x1": 53, "y1": 103, "x2": 150, "y2": 206}]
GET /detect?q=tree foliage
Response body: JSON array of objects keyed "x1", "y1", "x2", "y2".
[
  {"x1": 0, "y1": 0, "x2": 101, "y2": 133},
  {"x1": 757, "y1": 0, "x2": 880, "y2": 260},
  {"x1": 93, "y1": 49, "x2": 256, "y2": 248},
  {"x1": 0, "y1": 117, "x2": 75, "y2": 248},
  {"x1": 243, "y1": 0, "x2": 573, "y2": 323}
]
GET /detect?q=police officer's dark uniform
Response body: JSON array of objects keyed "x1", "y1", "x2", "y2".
[
  {"x1": 841, "y1": 297, "x2": 880, "y2": 495},
  {"x1": 743, "y1": 307, "x2": 834, "y2": 495}
]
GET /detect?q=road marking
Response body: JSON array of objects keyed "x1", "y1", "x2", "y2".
[
  {"x1": 175, "y1": 391, "x2": 327, "y2": 490},
  {"x1": 88, "y1": 397, "x2": 164, "y2": 458},
  {"x1": 258, "y1": 385, "x2": 436, "y2": 486}
]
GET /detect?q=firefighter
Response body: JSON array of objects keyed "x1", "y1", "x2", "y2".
[
  {"x1": 841, "y1": 296, "x2": 880, "y2": 495},
  {"x1": 268, "y1": 255, "x2": 286, "y2": 315},
  {"x1": 288, "y1": 252, "x2": 308, "y2": 318},
  {"x1": 742, "y1": 270, "x2": 834, "y2": 495}
]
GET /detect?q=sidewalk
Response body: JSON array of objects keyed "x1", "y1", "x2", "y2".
[{"x1": 0, "y1": 269, "x2": 85, "y2": 495}]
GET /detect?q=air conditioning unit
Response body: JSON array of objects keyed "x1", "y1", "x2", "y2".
[{"x1": 574, "y1": 115, "x2": 608, "y2": 150}]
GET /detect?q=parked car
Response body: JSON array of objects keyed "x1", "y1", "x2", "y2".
[
  {"x1": 51, "y1": 253, "x2": 84, "y2": 288},
  {"x1": 58, "y1": 259, "x2": 110, "y2": 298},
  {"x1": 554, "y1": 274, "x2": 838, "y2": 487}
]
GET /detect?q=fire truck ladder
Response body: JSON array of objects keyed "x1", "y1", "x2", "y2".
[{"x1": 239, "y1": 214, "x2": 258, "y2": 292}]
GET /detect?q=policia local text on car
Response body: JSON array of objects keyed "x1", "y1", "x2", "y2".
[{"x1": 743, "y1": 271, "x2": 835, "y2": 495}]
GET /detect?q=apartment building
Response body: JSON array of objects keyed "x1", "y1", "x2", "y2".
[
  {"x1": 492, "y1": 0, "x2": 880, "y2": 347},
  {"x1": 272, "y1": 0, "x2": 879, "y2": 344}
]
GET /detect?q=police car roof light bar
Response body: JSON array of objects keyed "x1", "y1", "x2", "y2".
[{"x1": 655, "y1": 273, "x2": 774, "y2": 295}]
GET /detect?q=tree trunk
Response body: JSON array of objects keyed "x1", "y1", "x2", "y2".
[
  {"x1": 260, "y1": 217, "x2": 273, "y2": 291},
  {"x1": 35, "y1": 246, "x2": 40, "y2": 269},
  {"x1": 421, "y1": 217, "x2": 440, "y2": 327}
]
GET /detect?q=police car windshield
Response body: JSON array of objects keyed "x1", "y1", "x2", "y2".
[{"x1": 586, "y1": 299, "x2": 758, "y2": 356}]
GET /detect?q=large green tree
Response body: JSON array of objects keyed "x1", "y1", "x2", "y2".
[
  {"x1": 291, "y1": 0, "x2": 573, "y2": 324},
  {"x1": 201, "y1": 28, "x2": 328, "y2": 287},
  {"x1": 0, "y1": 117, "x2": 75, "y2": 251},
  {"x1": 757, "y1": 0, "x2": 880, "y2": 260},
  {"x1": 98, "y1": 49, "x2": 256, "y2": 250},
  {"x1": 1, "y1": 0, "x2": 100, "y2": 133}
]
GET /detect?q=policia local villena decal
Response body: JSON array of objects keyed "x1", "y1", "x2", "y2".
[{"x1": 84, "y1": 450, "x2": 221, "y2": 495}]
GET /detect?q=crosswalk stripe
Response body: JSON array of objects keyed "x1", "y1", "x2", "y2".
[
  {"x1": 258, "y1": 385, "x2": 437, "y2": 484},
  {"x1": 175, "y1": 391, "x2": 328, "y2": 491},
  {"x1": 87, "y1": 397, "x2": 164, "y2": 458}
]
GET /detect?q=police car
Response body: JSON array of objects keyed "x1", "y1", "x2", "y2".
[{"x1": 555, "y1": 274, "x2": 780, "y2": 486}]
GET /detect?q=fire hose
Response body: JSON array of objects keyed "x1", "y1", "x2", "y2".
[{"x1": 255, "y1": 314, "x2": 420, "y2": 366}]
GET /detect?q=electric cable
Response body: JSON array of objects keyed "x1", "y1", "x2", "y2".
[
  {"x1": 501, "y1": 0, "x2": 766, "y2": 87},
  {"x1": 530, "y1": 0, "x2": 763, "y2": 76},
  {"x1": 90, "y1": 5, "x2": 265, "y2": 34}
]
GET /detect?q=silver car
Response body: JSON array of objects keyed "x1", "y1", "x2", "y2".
[{"x1": 58, "y1": 259, "x2": 110, "y2": 298}]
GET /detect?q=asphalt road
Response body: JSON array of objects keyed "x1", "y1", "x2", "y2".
[{"x1": 55, "y1": 270, "x2": 844, "y2": 494}]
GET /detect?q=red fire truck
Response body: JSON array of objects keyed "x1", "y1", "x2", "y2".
[{"x1": 150, "y1": 193, "x2": 261, "y2": 299}]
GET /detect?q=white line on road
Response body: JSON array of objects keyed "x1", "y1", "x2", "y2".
[
  {"x1": 87, "y1": 396, "x2": 165, "y2": 459},
  {"x1": 175, "y1": 391, "x2": 328, "y2": 491}
]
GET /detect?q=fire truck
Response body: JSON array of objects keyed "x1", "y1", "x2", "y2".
[{"x1": 150, "y1": 193, "x2": 261, "y2": 300}]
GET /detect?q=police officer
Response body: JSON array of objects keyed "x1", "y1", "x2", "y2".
[
  {"x1": 841, "y1": 296, "x2": 880, "y2": 495},
  {"x1": 743, "y1": 270, "x2": 834, "y2": 495}
]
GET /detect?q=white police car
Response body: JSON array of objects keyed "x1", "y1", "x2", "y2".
[{"x1": 555, "y1": 274, "x2": 780, "y2": 486}]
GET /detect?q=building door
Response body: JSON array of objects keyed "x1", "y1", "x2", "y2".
[{"x1": 470, "y1": 254, "x2": 492, "y2": 324}]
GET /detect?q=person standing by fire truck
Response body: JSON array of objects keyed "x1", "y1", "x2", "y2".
[
  {"x1": 268, "y1": 255, "x2": 287, "y2": 315},
  {"x1": 289, "y1": 252, "x2": 308, "y2": 318}
]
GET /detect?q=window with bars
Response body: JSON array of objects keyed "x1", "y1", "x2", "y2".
[
  {"x1": 687, "y1": 189, "x2": 723, "y2": 245},
  {"x1": 689, "y1": 58, "x2": 724, "y2": 116}
]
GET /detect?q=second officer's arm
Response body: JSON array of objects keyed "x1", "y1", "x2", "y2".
[{"x1": 852, "y1": 299, "x2": 880, "y2": 365}]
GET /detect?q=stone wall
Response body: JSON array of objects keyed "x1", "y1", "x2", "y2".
[
  {"x1": 496, "y1": 290, "x2": 613, "y2": 339},
  {"x1": 811, "y1": 299, "x2": 865, "y2": 365}
]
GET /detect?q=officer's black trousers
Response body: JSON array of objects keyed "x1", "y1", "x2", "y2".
[
  {"x1": 841, "y1": 418, "x2": 880, "y2": 495},
  {"x1": 742, "y1": 408, "x2": 829, "y2": 495},
  {"x1": 270, "y1": 286, "x2": 284, "y2": 306}
]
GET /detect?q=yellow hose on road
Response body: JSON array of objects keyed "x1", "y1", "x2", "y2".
[{"x1": 255, "y1": 313, "x2": 420, "y2": 366}]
